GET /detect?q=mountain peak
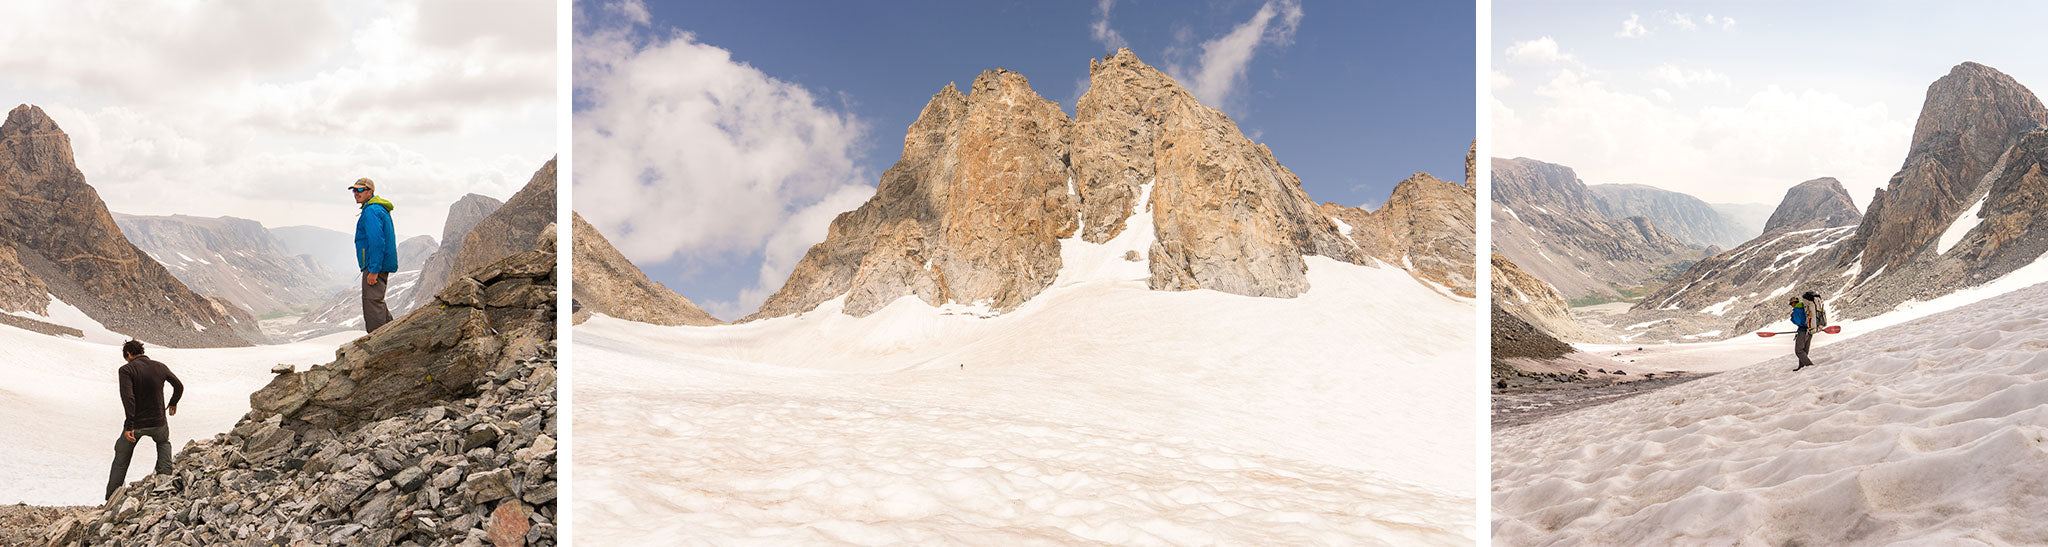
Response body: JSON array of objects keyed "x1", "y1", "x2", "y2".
[
  {"x1": 1762, "y1": 177, "x2": 1860, "y2": 234},
  {"x1": 2, "y1": 104, "x2": 62, "y2": 136}
]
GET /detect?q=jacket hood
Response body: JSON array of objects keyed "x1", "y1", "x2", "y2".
[{"x1": 362, "y1": 196, "x2": 394, "y2": 211}]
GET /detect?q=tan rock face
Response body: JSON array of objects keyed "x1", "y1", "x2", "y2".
[
  {"x1": 750, "y1": 49, "x2": 1442, "y2": 320},
  {"x1": 1760, "y1": 177, "x2": 1861, "y2": 234},
  {"x1": 571, "y1": 213, "x2": 720, "y2": 326},
  {"x1": 1379, "y1": 173, "x2": 1477, "y2": 296},
  {"x1": 0, "y1": 104, "x2": 254, "y2": 346},
  {"x1": 1845, "y1": 62, "x2": 2048, "y2": 275},
  {"x1": 754, "y1": 69, "x2": 1078, "y2": 319},
  {"x1": 455, "y1": 158, "x2": 557, "y2": 280},
  {"x1": 414, "y1": 192, "x2": 505, "y2": 312},
  {"x1": 0, "y1": 243, "x2": 49, "y2": 315}
]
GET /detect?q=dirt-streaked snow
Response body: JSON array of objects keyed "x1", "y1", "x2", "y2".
[
  {"x1": 0, "y1": 326, "x2": 357, "y2": 506},
  {"x1": 576, "y1": 222, "x2": 1477, "y2": 543},
  {"x1": 1495, "y1": 280, "x2": 2048, "y2": 544}
]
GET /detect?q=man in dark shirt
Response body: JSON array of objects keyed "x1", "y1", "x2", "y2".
[{"x1": 106, "y1": 340, "x2": 183, "y2": 500}]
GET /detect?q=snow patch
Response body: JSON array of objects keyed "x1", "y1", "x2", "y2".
[
  {"x1": 1936, "y1": 196, "x2": 1986, "y2": 255},
  {"x1": 1700, "y1": 295, "x2": 1742, "y2": 316}
]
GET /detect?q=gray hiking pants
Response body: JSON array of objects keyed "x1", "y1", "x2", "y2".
[
  {"x1": 1795, "y1": 331, "x2": 1815, "y2": 368},
  {"x1": 107, "y1": 425, "x2": 172, "y2": 499},
  {"x1": 363, "y1": 274, "x2": 393, "y2": 333}
]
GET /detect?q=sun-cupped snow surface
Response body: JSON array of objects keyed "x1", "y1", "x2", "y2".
[
  {"x1": 0, "y1": 328, "x2": 359, "y2": 506},
  {"x1": 1496, "y1": 280, "x2": 2048, "y2": 545},
  {"x1": 576, "y1": 239, "x2": 1477, "y2": 542}
]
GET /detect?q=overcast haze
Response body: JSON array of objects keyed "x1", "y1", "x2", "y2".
[
  {"x1": 0, "y1": 0, "x2": 556, "y2": 242},
  {"x1": 1494, "y1": 1, "x2": 2048, "y2": 210}
]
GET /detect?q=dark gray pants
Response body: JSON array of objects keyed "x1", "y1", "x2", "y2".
[
  {"x1": 363, "y1": 273, "x2": 393, "y2": 333},
  {"x1": 107, "y1": 425, "x2": 172, "y2": 499},
  {"x1": 1795, "y1": 331, "x2": 1815, "y2": 369}
]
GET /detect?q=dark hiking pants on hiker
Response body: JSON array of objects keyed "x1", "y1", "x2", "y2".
[
  {"x1": 107, "y1": 425, "x2": 172, "y2": 499},
  {"x1": 363, "y1": 274, "x2": 393, "y2": 333},
  {"x1": 1795, "y1": 331, "x2": 1815, "y2": 369}
]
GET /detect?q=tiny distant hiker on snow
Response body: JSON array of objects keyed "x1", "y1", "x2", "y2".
[
  {"x1": 107, "y1": 340, "x2": 183, "y2": 500},
  {"x1": 1789, "y1": 291, "x2": 1828, "y2": 371},
  {"x1": 351, "y1": 177, "x2": 398, "y2": 333}
]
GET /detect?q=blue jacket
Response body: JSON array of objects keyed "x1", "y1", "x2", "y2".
[
  {"x1": 1790, "y1": 307, "x2": 1808, "y2": 333},
  {"x1": 355, "y1": 196, "x2": 398, "y2": 273}
]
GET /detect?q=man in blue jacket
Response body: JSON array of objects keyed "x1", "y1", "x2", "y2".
[
  {"x1": 1789, "y1": 297, "x2": 1815, "y2": 371},
  {"x1": 351, "y1": 178, "x2": 398, "y2": 333}
]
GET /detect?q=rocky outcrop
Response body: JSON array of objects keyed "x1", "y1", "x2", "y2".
[
  {"x1": 751, "y1": 49, "x2": 1394, "y2": 320},
  {"x1": 1759, "y1": 177, "x2": 1861, "y2": 233},
  {"x1": 1491, "y1": 253, "x2": 1584, "y2": 342},
  {"x1": 1319, "y1": 172, "x2": 1476, "y2": 296},
  {"x1": 0, "y1": 242, "x2": 49, "y2": 315},
  {"x1": 1585, "y1": 183, "x2": 1754, "y2": 247},
  {"x1": 571, "y1": 213, "x2": 720, "y2": 326},
  {"x1": 1491, "y1": 157, "x2": 1704, "y2": 301},
  {"x1": 0, "y1": 105, "x2": 256, "y2": 346},
  {"x1": 1843, "y1": 62, "x2": 2048, "y2": 276},
  {"x1": 453, "y1": 159, "x2": 556, "y2": 282},
  {"x1": 399, "y1": 235, "x2": 436, "y2": 273},
  {"x1": 416, "y1": 193, "x2": 507, "y2": 312},
  {"x1": 114, "y1": 214, "x2": 340, "y2": 317}
]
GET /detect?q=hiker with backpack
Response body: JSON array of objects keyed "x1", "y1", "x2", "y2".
[
  {"x1": 106, "y1": 340, "x2": 183, "y2": 500},
  {"x1": 1789, "y1": 291, "x2": 1828, "y2": 371}
]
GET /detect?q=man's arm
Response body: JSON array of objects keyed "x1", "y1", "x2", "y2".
[
  {"x1": 375, "y1": 207, "x2": 398, "y2": 273},
  {"x1": 118, "y1": 368, "x2": 138, "y2": 430},
  {"x1": 165, "y1": 368, "x2": 184, "y2": 415}
]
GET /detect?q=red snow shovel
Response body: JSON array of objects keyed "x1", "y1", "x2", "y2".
[{"x1": 1756, "y1": 326, "x2": 1841, "y2": 337}]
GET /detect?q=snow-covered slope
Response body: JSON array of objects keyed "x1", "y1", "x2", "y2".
[
  {"x1": 1493, "y1": 279, "x2": 2048, "y2": 544},
  {"x1": 0, "y1": 327, "x2": 358, "y2": 506},
  {"x1": 575, "y1": 222, "x2": 1477, "y2": 543}
]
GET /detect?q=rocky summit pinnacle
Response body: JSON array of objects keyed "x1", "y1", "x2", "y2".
[
  {"x1": 0, "y1": 104, "x2": 257, "y2": 346},
  {"x1": 1844, "y1": 61, "x2": 2048, "y2": 275},
  {"x1": 1761, "y1": 177, "x2": 1861, "y2": 234},
  {"x1": 749, "y1": 49, "x2": 1408, "y2": 321}
]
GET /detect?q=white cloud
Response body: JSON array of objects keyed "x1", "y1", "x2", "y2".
[
  {"x1": 1616, "y1": 13, "x2": 1648, "y2": 38},
  {"x1": 1649, "y1": 64, "x2": 1731, "y2": 88},
  {"x1": 1498, "y1": 68, "x2": 1908, "y2": 208},
  {"x1": 1505, "y1": 36, "x2": 1575, "y2": 65},
  {"x1": 1166, "y1": 0, "x2": 1304, "y2": 111},
  {"x1": 1492, "y1": 70, "x2": 1516, "y2": 90},
  {"x1": 0, "y1": 1, "x2": 556, "y2": 239},
  {"x1": 575, "y1": 2, "x2": 874, "y2": 315},
  {"x1": 1090, "y1": 0, "x2": 1128, "y2": 52},
  {"x1": 1668, "y1": 12, "x2": 1699, "y2": 31}
]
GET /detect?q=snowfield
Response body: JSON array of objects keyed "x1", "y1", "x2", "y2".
[
  {"x1": 576, "y1": 222, "x2": 1477, "y2": 543},
  {"x1": 1494, "y1": 279, "x2": 2048, "y2": 545},
  {"x1": 0, "y1": 323, "x2": 359, "y2": 506}
]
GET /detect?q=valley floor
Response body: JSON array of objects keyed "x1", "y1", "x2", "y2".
[{"x1": 574, "y1": 257, "x2": 1478, "y2": 544}]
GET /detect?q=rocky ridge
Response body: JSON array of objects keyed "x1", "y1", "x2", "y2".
[
  {"x1": 43, "y1": 228, "x2": 560, "y2": 547},
  {"x1": 1490, "y1": 157, "x2": 1704, "y2": 301},
  {"x1": 570, "y1": 213, "x2": 720, "y2": 326},
  {"x1": 749, "y1": 49, "x2": 1449, "y2": 320},
  {"x1": 1585, "y1": 183, "x2": 1755, "y2": 248},
  {"x1": 114, "y1": 214, "x2": 341, "y2": 317},
  {"x1": 415, "y1": 194, "x2": 507, "y2": 315},
  {"x1": 0, "y1": 104, "x2": 257, "y2": 347}
]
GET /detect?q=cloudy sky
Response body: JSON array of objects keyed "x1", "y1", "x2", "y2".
[
  {"x1": 1494, "y1": 1, "x2": 2048, "y2": 209},
  {"x1": 575, "y1": 0, "x2": 1475, "y2": 320},
  {"x1": 0, "y1": 0, "x2": 556, "y2": 242}
]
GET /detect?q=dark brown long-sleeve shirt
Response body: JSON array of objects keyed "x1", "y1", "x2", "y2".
[{"x1": 118, "y1": 356, "x2": 182, "y2": 430}]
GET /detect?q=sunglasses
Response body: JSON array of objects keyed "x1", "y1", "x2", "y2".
[{"x1": 350, "y1": 187, "x2": 369, "y2": 193}]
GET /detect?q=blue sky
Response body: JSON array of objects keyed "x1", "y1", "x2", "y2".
[
  {"x1": 1494, "y1": 1, "x2": 2048, "y2": 208},
  {"x1": 574, "y1": 0, "x2": 1475, "y2": 319}
]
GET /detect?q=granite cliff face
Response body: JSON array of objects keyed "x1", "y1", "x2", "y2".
[
  {"x1": 1585, "y1": 183, "x2": 1754, "y2": 248},
  {"x1": 1611, "y1": 63, "x2": 2048, "y2": 341},
  {"x1": 114, "y1": 214, "x2": 339, "y2": 317},
  {"x1": 571, "y1": 213, "x2": 719, "y2": 326},
  {"x1": 1843, "y1": 62, "x2": 2048, "y2": 277},
  {"x1": 454, "y1": 159, "x2": 556, "y2": 282},
  {"x1": 0, "y1": 105, "x2": 255, "y2": 346},
  {"x1": 1318, "y1": 172, "x2": 1476, "y2": 296},
  {"x1": 1760, "y1": 177, "x2": 1861, "y2": 234},
  {"x1": 750, "y1": 49, "x2": 1434, "y2": 320},
  {"x1": 1491, "y1": 157, "x2": 1703, "y2": 301}
]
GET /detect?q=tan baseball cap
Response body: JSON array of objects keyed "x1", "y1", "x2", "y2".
[{"x1": 348, "y1": 178, "x2": 376, "y2": 191}]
